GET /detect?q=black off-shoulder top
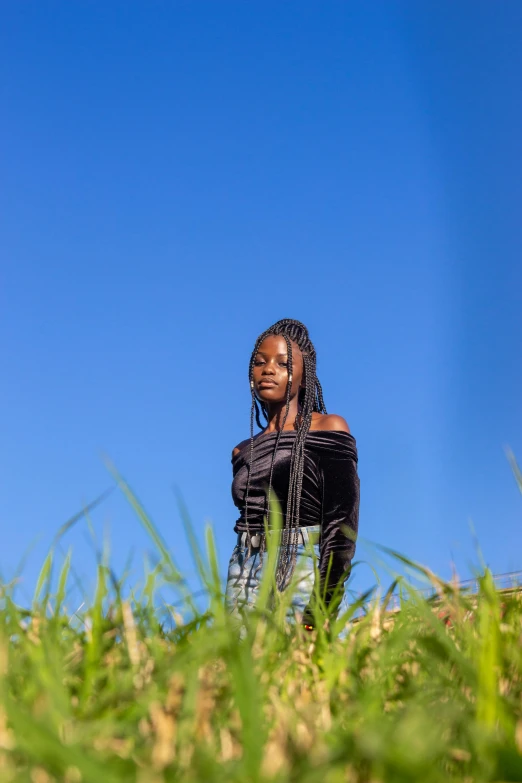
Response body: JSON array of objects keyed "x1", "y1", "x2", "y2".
[{"x1": 231, "y1": 430, "x2": 360, "y2": 603}]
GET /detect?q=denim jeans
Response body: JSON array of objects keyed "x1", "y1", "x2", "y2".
[{"x1": 225, "y1": 525, "x2": 321, "y2": 621}]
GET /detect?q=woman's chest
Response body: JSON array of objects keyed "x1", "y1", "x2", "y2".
[{"x1": 232, "y1": 445, "x2": 321, "y2": 504}]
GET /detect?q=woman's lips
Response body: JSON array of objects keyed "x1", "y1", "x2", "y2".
[{"x1": 258, "y1": 380, "x2": 278, "y2": 388}]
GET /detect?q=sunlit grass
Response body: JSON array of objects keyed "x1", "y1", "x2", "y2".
[{"x1": 0, "y1": 462, "x2": 521, "y2": 782}]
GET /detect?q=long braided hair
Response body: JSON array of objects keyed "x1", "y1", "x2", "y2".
[{"x1": 244, "y1": 319, "x2": 328, "y2": 591}]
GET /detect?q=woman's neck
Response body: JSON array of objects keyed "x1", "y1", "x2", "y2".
[{"x1": 263, "y1": 398, "x2": 300, "y2": 432}]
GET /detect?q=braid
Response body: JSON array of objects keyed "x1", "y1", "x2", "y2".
[
  {"x1": 278, "y1": 351, "x2": 314, "y2": 588},
  {"x1": 243, "y1": 329, "x2": 273, "y2": 550},
  {"x1": 243, "y1": 390, "x2": 257, "y2": 559},
  {"x1": 315, "y1": 376, "x2": 328, "y2": 415},
  {"x1": 254, "y1": 399, "x2": 265, "y2": 430},
  {"x1": 266, "y1": 334, "x2": 293, "y2": 522},
  {"x1": 243, "y1": 319, "x2": 328, "y2": 593}
]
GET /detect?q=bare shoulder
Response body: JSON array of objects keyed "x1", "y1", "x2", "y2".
[
  {"x1": 312, "y1": 412, "x2": 351, "y2": 433},
  {"x1": 232, "y1": 437, "x2": 251, "y2": 458}
]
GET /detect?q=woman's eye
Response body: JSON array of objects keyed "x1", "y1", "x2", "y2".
[{"x1": 280, "y1": 362, "x2": 288, "y2": 367}]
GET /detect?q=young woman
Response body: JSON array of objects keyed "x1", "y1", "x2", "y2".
[{"x1": 226, "y1": 319, "x2": 360, "y2": 628}]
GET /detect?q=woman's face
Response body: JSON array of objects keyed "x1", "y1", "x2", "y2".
[{"x1": 252, "y1": 335, "x2": 304, "y2": 404}]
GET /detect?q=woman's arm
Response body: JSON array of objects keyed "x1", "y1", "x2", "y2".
[
  {"x1": 304, "y1": 431, "x2": 360, "y2": 625},
  {"x1": 320, "y1": 450, "x2": 359, "y2": 605}
]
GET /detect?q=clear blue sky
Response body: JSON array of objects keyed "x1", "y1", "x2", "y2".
[{"x1": 1, "y1": 1, "x2": 521, "y2": 607}]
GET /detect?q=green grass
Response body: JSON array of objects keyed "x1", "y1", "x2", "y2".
[{"x1": 1, "y1": 465, "x2": 522, "y2": 783}]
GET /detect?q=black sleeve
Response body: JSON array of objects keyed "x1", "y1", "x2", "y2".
[{"x1": 315, "y1": 446, "x2": 360, "y2": 612}]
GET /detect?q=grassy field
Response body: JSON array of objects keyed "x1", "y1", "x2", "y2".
[{"x1": 1, "y1": 463, "x2": 521, "y2": 783}]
